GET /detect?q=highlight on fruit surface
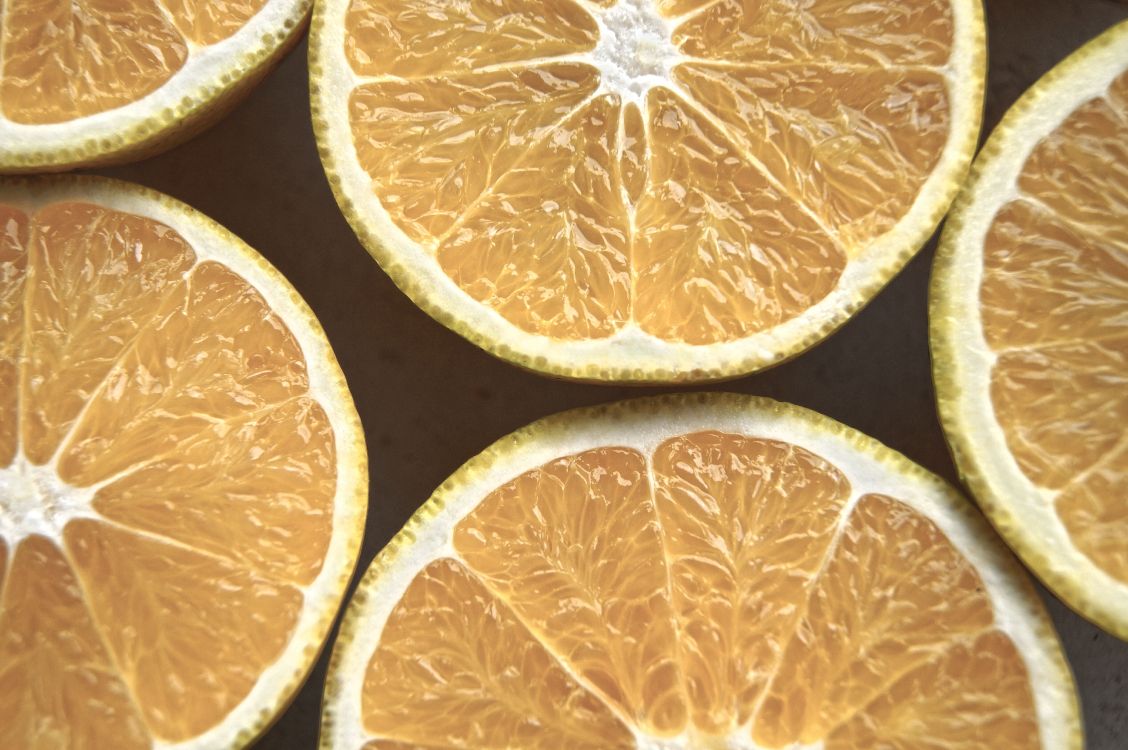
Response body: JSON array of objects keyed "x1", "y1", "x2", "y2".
[
  {"x1": 0, "y1": 176, "x2": 367, "y2": 748},
  {"x1": 320, "y1": 394, "x2": 1079, "y2": 750},
  {"x1": 932, "y1": 19, "x2": 1128, "y2": 640},
  {"x1": 311, "y1": 0, "x2": 988, "y2": 382},
  {"x1": 0, "y1": 0, "x2": 311, "y2": 172}
]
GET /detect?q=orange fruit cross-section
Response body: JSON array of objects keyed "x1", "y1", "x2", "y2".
[
  {"x1": 325, "y1": 397, "x2": 1074, "y2": 749},
  {"x1": 313, "y1": 0, "x2": 983, "y2": 380},
  {"x1": 0, "y1": 180, "x2": 365, "y2": 748}
]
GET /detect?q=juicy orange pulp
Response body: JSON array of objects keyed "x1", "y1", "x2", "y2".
[
  {"x1": 361, "y1": 435, "x2": 1040, "y2": 748},
  {"x1": 343, "y1": 0, "x2": 956, "y2": 345},
  {"x1": 0, "y1": 0, "x2": 270, "y2": 124},
  {"x1": 979, "y1": 70, "x2": 1128, "y2": 582},
  {"x1": 0, "y1": 201, "x2": 337, "y2": 744}
]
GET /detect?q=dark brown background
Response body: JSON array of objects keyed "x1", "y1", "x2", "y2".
[{"x1": 93, "y1": 0, "x2": 1128, "y2": 746}]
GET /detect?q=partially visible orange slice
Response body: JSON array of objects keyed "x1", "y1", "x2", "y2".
[
  {"x1": 311, "y1": 0, "x2": 986, "y2": 381},
  {"x1": 320, "y1": 395, "x2": 1079, "y2": 749},
  {"x1": 932, "y1": 20, "x2": 1128, "y2": 639},
  {"x1": 0, "y1": 176, "x2": 367, "y2": 747},
  {"x1": 0, "y1": 0, "x2": 310, "y2": 171}
]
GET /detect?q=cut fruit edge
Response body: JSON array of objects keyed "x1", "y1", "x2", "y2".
[
  {"x1": 308, "y1": 0, "x2": 988, "y2": 383},
  {"x1": 930, "y1": 19, "x2": 1128, "y2": 641},
  {"x1": 0, "y1": 0, "x2": 311, "y2": 173},
  {"x1": 0, "y1": 175, "x2": 368, "y2": 749},
  {"x1": 319, "y1": 392, "x2": 1079, "y2": 750}
]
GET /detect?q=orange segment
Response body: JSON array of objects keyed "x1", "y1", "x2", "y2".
[
  {"x1": 90, "y1": 396, "x2": 336, "y2": 585},
  {"x1": 651, "y1": 432, "x2": 850, "y2": 733},
  {"x1": 674, "y1": 64, "x2": 951, "y2": 250},
  {"x1": 826, "y1": 631, "x2": 1040, "y2": 749},
  {"x1": 0, "y1": 207, "x2": 27, "y2": 468},
  {"x1": 1056, "y1": 444, "x2": 1128, "y2": 582},
  {"x1": 1016, "y1": 72, "x2": 1128, "y2": 249},
  {"x1": 634, "y1": 88, "x2": 843, "y2": 344},
  {"x1": 0, "y1": 0, "x2": 188, "y2": 124},
  {"x1": 0, "y1": 536, "x2": 151, "y2": 750},
  {"x1": 63, "y1": 520, "x2": 304, "y2": 742},
  {"x1": 437, "y1": 95, "x2": 631, "y2": 339},
  {"x1": 754, "y1": 493, "x2": 998, "y2": 746},
  {"x1": 58, "y1": 260, "x2": 309, "y2": 486},
  {"x1": 343, "y1": 0, "x2": 598, "y2": 78},
  {"x1": 980, "y1": 200, "x2": 1128, "y2": 350},
  {"x1": 361, "y1": 558, "x2": 634, "y2": 749},
  {"x1": 989, "y1": 341, "x2": 1128, "y2": 491},
  {"x1": 673, "y1": 0, "x2": 954, "y2": 68},
  {"x1": 348, "y1": 64, "x2": 599, "y2": 244},
  {"x1": 453, "y1": 447, "x2": 685, "y2": 734},
  {"x1": 159, "y1": 0, "x2": 270, "y2": 45},
  {"x1": 656, "y1": 0, "x2": 716, "y2": 17},
  {"x1": 619, "y1": 102, "x2": 648, "y2": 205},
  {"x1": 20, "y1": 203, "x2": 196, "y2": 467}
]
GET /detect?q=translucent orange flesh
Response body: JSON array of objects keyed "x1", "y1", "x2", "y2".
[
  {"x1": 343, "y1": 0, "x2": 955, "y2": 344},
  {"x1": 0, "y1": 207, "x2": 27, "y2": 468},
  {"x1": 0, "y1": 0, "x2": 267, "y2": 123},
  {"x1": 980, "y1": 71, "x2": 1128, "y2": 582},
  {"x1": 362, "y1": 436, "x2": 1040, "y2": 748},
  {"x1": 0, "y1": 201, "x2": 337, "y2": 743}
]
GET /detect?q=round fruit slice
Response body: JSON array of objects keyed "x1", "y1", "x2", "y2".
[
  {"x1": 0, "y1": 176, "x2": 367, "y2": 748},
  {"x1": 310, "y1": 0, "x2": 986, "y2": 382},
  {"x1": 932, "y1": 20, "x2": 1128, "y2": 639},
  {"x1": 0, "y1": 0, "x2": 309, "y2": 172},
  {"x1": 320, "y1": 394, "x2": 1078, "y2": 749}
]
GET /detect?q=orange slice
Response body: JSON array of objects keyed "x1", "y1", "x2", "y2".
[
  {"x1": 0, "y1": 176, "x2": 367, "y2": 747},
  {"x1": 319, "y1": 394, "x2": 1079, "y2": 749},
  {"x1": 310, "y1": 0, "x2": 986, "y2": 381},
  {"x1": 0, "y1": 0, "x2": 309, "y2": 171},
  {"x1": 932, "y1": 20, "x2": 1128, "y2": 639}
]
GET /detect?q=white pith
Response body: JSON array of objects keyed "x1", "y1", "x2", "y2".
[
  {"x1": 0, "y1": 0, "x2": 308, "y2": 168},
  {"x1": 0, "y1": 456, "x2": 97, "y2": 541},
  {"x1": 933, "y1": 21, "x2": 1128, "y2": 633},
  {"x1": 311, "y1": 0, "x2": 985, "y2": 381},
  {"x1": 321, "y1": 396, "x2": 1077, "y2": 750},
  {"x1": 0, "y1": 178, "x2": 366, "y2": 750},
  {"x1": 591, "y1": 0, "x2": 681, "y2": 106}
]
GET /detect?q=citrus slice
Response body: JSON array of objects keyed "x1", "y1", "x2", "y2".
[
  {"x1": 0, "y1": 0, "x2": 310, "y2": 172},
  {"x1": 0, "y1": 176, "x2": 367, "y2": 748},
  {"x1": 932, "y1": 20, "x2": 1128, "y2": 639},
  {"x1": 320, "y1": 394, "x2": 1078, "y2": 749},
  {"x1": 310, "y1": 0, "x2": 986, "y2": 382}
]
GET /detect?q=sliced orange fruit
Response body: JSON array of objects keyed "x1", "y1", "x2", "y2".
[
  {"x1": 0, "y1": 0, "x2": 309, "y2": 172},
  {"x1": 310, "y1": 0, "x2": 986, "y2": 382},
  {"x1": 932, "y1": 20, "x2": 1128, "y2": 639},
  {"x1": 320, "y1": 394, "x2": 1079, "y2": 749},
  {"x1": 0, "y1": 176, "x2": 367, "y2": 747}
]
